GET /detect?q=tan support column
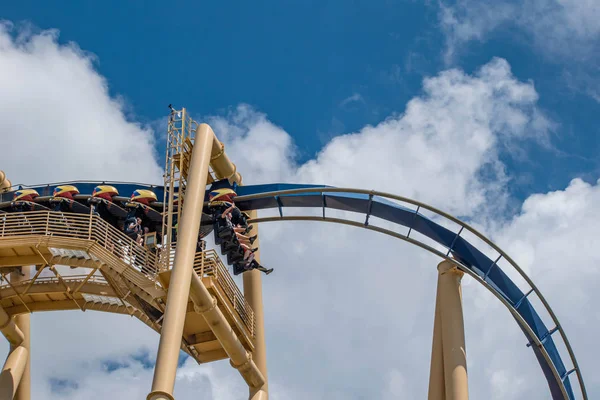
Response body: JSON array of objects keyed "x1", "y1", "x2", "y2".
[
  {"x1": 12, "y1": 314, "x2": 29, "y2": 400},
  {"x1": 0, "y1": 306, "x2": 24, "y2": 348},
  {"x1": 147, "y1": 124, "x2": 213, "y2": 400},
  {"x1": 427, "y1": 272, "x2": 445, "y2": 400},
  {"x1": 0, "y1": 346, "x2": 28, "y2": 399},
  {"x1": 0, "y1": 267, "x2": 29, "y2": 399},
  {"x1": 438, "y1": 261, "x2": 468, "y2": 400},
  {"x1": 12, "y1": 267, "x2": 31, "y2": 400},
  {"x1": 243, "y1": 210, "x2": 268, "y2": 400}
]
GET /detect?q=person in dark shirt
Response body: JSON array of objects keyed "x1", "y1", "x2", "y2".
[{"x1": 208, "y1": 188, "x2": 272, "y2": 275}]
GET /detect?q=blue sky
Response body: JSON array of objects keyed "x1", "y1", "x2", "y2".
[
  {"x1": 1, "y1": 1, "x2": 599, "y2": 399},
  {"x1": 4, "y1": 0, "x2": 598, "y2": 199}
]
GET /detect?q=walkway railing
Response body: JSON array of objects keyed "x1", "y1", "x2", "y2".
[
  {"x1": 194, "y1": 250, "x2": 255, "y2": 336},
  {"x1": 0, "y1": 210, "x2": 158, "y2": 275},
  {"x1": 0, "y1": 211, "x2": 254, "y2": 337},
  {"x1": 0, "y1": 273, "x2": 109, "y2": 290}
]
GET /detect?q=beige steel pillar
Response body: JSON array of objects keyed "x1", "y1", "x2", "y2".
[
  {"x1": 0, "y1": 305, "x2": 24, "y2": 348},
  {"x1": 429, "y1": 261, "x2": 468, "y2": 400},
  {"x1": 12, "y1": 267, "x2": 31, "y2": 400},
  {"x1": 147, "y1": 124, "x2": 214, "y2": 400},
  {"x1": 0, "y1": 346, "x2": 28, "y2": 399},
  {"x1": 243, "y1": 210, "x2": 268, "y2": 400},
  {"x1": 11, "y1": 314, "x2": 29, "y2": 400},
  {"x1": 0, "y1": 267, "x2": 30, "y2": 400},
  {"x1": 427, "y1": 272, "x2": 445, "y2": 400}
]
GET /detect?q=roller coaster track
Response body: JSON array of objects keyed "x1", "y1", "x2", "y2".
[
  {"x1": 0, "y1": 182, "x2": 588, "y2": 400},
  {"x1": 2, "y1": 108, "x2": 586, "y2": 399},
  {"x1": 233, "y1": 186, "x2": 587, "y2": 400}
]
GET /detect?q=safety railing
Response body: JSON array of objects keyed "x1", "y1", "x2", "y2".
[
  {"x1": 0, "y1": 273, "x2": 109, "y2": 289},
  {"x1": 193, "y1": 249, "x2": 254, "y2": 337},
  {"x1": 0, "y1": 211, "x2": 159, "y2": 275},
  {"x1": 0, "y1": 211, "x2": 255, "y2": 337}
]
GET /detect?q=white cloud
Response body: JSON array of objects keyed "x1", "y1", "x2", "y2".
[
  {"x1": 439, "y1": 0, "x2": 600, "y2": 63},
  {"x1": 0, "y1": 21, "x2": 596, "y2": 400},
  {"x1": 339, "y1": 93, "x2": 365, "y2": 109},
  {"x1": 0, "y1": 21, "x2": 162, "y2": 186},
  {"x1": 492, "y1": 177, "x2": 600, "y2": 393},
  {"x1": 206, "y1": 105, "x2": 297, "y2": 185},
  {"x1": 215, "y1": 58, "x2": 550, "y2": 218}
]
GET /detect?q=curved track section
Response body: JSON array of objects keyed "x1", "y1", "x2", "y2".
[
  {"x1": 234, "y1": 185, "x2": 585, "y2": 400},
  {"x1": 1, "y1": 181, "x2": 587, "y2": 400}
]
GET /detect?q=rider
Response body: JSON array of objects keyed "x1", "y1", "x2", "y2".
[
  {"x1": 89, "y1": 185, "x2": 120, "y2": 225},
  {"x1": 208, "y1": 189, "x2": 256, "y2": 241},
  {"x1": 124, "y1": 189, "x2": 156, "y2": 245},
  {"x1": 50, "y1": 185, "x2": 80, "y2": 211},
  {"x1": 124, "y1": 216, "x2": 145, "y2": 245},
  {"x1": 208, "y1": 188, "x2": 272, "y2": 275},
  {"x1": 11, "y1": 189, "x2": 41, "y2": 211}
]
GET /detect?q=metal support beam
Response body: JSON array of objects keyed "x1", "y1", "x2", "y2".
[
  {"x1": 243, "y1": 210, "x2": 269, "y2": 400},
  {"x1": 0, "y1": 346, "x2": 28, "y2": 400},
  {"x1": 189, "y1": 271, "x2": 265, "y2": 388},
  {"x1": 209, "y1": 132, "x2": 242, "y2": 185},
  {"x1": 12, "y1": 267, "x2": 31, "y2": 400},
  {"x1": 428, "y1": 269, "x2": 445, "y2": 400},
  {"x1": 147, "y1": 124, "x2": 213, "y2": 400},
  {"x1": 0, "y1": 305, "x2": 24, "y2": 349},
  {"x1": 0, "y1": 256, "x2": 44, "y2": 268},
  {"x1": 0, "y1": 267, "x2": 29, "y2": 400},
  {"x1": 430, "y1": 260, "x2": 468, "y2": 400}
]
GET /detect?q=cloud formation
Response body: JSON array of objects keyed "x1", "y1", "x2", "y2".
[
  {"x1": 0, "y1": 21, "x2": 162, "y2": 186},
  {"x1": 0, "y1": 22, "x2": 596, "y2": 400},
  {"x1": 216, "y1": 58, "x2": 551, "y2": 218},
  {"x1": 439, "y1": 0, "x2": 600, "y2": 63}
]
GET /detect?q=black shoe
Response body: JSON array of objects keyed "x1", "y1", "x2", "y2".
[
  {"x1": 249, "y1": 235, "x2": 257, "y2": 244},
  {"x1": 257, "y1": 266, "x2": 273, "y2": 275}
]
